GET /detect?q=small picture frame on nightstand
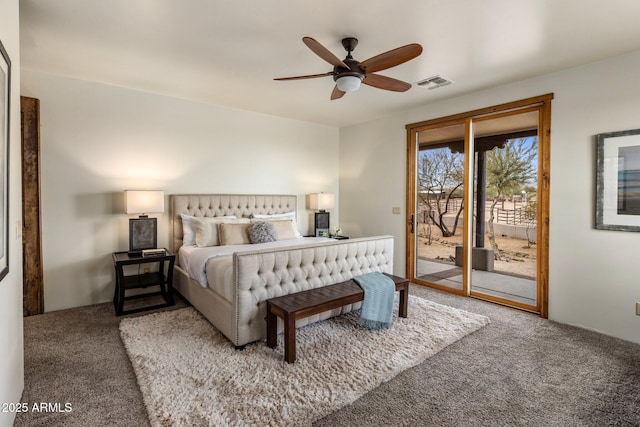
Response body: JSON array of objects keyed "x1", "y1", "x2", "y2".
[{"x1": 315, "y1": 228, "x2": 329, "y2": 237}]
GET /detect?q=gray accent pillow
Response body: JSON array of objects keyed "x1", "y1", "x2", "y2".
[{"x1": 247, "y1": 221, "x2": 278, "y2": 244}]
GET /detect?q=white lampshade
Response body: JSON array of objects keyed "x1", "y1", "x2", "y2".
[
  {"x1": 336, "y1": 75, "x2": 362, "y2": 92},
  {"x1": 124, "y1": 190, "x2": 164, "y2": 215},
  {"x1": 309, "y1": 193, "x2": 335, "y2": 211}
]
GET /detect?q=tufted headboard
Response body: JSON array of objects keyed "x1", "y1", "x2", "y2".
[{"x1": 169, "y1": 194, "x2": 298, "y2": 258}]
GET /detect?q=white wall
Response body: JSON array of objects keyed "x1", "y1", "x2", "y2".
[
  {"x1": 0, "y1": 0, "x2": 24, "y2": 424},
  {"x1": 340, "y1": 50, "x2": 640, "y2": 345},
  {"x1": 20, "y1": 70, "x2": 339, "y2": 312}
]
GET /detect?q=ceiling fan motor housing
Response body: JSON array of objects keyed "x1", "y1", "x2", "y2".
[{"x1": 333, "y1": 58, "x2": 365, "y2": 83}]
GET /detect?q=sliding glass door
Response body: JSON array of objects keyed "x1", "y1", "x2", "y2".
[{"x1": 406, "y1": 95, "x2": 551, "y2": 316}]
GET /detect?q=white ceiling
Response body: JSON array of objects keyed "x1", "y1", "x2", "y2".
[{"x1": 19, "y1": 0, "x2": 640, "y2": 128}]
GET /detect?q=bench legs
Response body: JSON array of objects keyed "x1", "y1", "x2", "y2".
[
  {"x1": 399, "y1": 284, "x2": 408, "y2": 318},
  {"x1": 284, "y1": 315, "x2": 296, "y2": 363},
  {"x1": 266, "y1": 302, "x2": 277, "y2": 348},
  {"x1": 266, "y1": 302, "x2": 297, "y2": 363}
]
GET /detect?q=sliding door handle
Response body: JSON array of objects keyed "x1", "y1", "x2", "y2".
[{"x1": 409, "y1": 214, "x2": 414, "y2": 234}]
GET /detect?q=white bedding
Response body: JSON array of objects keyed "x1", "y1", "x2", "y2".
[{"x1": 179, "y1": 237, "x2": 333, "y2": 290}]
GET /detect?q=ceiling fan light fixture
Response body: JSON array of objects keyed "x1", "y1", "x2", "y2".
[{"x1": 336, "y1": 75, "x2": 362, "y2": 92}]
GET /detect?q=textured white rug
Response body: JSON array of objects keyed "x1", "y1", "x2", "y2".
[{"x1": 120, "y1": 295, "x2": 489, "y2": 426}]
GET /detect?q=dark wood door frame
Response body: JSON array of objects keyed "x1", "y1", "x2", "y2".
[{"x1": 21, "y1": 96, "x2": 44, "y2": 316}]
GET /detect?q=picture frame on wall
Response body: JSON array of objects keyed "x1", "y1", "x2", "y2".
[
  {"x1": 596, "y1": 128, "x2": 640, "y2": 231},
  {"x1": 0, "y1": 40, "x2": 11, "y2": 282}
]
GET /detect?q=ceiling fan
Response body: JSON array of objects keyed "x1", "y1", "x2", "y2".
[{"x1": 274, "y1": 37, "x2": 423, "y2": 100}]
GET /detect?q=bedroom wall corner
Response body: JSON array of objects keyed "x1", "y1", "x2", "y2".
[{"x1": 0, "y1": 0, "x2": 25, "y2": 424}]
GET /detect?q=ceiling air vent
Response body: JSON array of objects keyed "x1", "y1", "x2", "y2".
[{"x1": 416, "y1": 75, "x2": 454, "y2": 90}]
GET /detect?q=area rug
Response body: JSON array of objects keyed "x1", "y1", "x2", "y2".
[{"x1": 119, "y1": 295, "x2": 490, "y2": 426}]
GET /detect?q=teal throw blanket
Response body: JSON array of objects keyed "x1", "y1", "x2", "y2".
[{"x1": 353, "y1": 272, "x2": 395, "y2": 330}]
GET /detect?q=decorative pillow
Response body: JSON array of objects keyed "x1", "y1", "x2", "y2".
[
  {"x1": 218, "y1": 223, "x2": 251, "y2": 246},
  {"x1": 184, "y1": 216, "x2": 248, "y2": 247},
  {"x1": 250, "y1": 211, "x2": 303, "y2": 238},
  {"x1": 247, "y1": 222, "x2": 278, "y2": 244},
  {"x1": 182, "y1": 214, "x2": 234, "y2": 246}
]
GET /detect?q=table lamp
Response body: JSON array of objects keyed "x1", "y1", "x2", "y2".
[{"x1": 309, "y1": 192, "x2": 335, "y2": 237}]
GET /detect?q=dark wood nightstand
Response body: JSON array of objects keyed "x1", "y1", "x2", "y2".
[{"x1": 112, "y1": 249, "x2": 175, "y2": 316}]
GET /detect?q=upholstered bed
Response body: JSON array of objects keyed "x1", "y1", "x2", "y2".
[{"x1": 170, "y1": 194, "x2": 394, "y2": 346}]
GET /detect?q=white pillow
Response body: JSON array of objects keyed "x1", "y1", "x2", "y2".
[
  {"x1": 250, "y1": 211, "x2": 302, "y2": 238},
  {"x1": 269, "y1": 219, "x2": 299, "y2": 240},
  {"x1": 251, "y1": 211, "x2": 296, "y2": 220},
  {"x1": 180, "y1": 214, "x2": 216, "y2": 246}
]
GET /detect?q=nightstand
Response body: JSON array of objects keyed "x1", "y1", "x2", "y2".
[{"x1": 112, "y1": 249, "x2": 175, "y2": 316}]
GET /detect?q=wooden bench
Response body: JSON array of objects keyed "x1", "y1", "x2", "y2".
[{"x1": 266, "y1": 273, "x2": 409, "y2": 363}]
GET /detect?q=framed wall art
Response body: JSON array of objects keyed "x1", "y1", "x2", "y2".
[
  {"x1": 0, "y1": 40, "x2": 11, "y2": 281},
  {"x1": 596, "y1": 128, "x2": 640, "y2": 231}
]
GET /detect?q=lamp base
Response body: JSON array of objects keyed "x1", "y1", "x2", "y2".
[
  {"x1": 314, "y1": 211, "x2": 330, "y2": 237},
  {"x1": 129, "y1": 217, "x2": 157, "y2": 256}
]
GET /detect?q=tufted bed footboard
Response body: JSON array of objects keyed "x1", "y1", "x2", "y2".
[{"x1": 231, "y1": 235, "x2": 394, "y2": 346}]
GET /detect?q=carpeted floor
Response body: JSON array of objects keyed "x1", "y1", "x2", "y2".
[{"x1": 15, "y1": 286, "x2": 640, "y2": 426}]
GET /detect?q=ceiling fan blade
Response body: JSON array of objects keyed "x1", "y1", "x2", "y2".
[
  {"x1": 360, "y1": 43, "x2": 423, "y2": 73},
  {"x1": 303, "y1": 37, "x2": 349, "y2": 69},
  {"x1": 274, "y1": 72, "x2": 333, "y2": 81},
  {"x1": 363, "y1": 73, "x2": 412, "y2": 92},
  {"x1": 330, "y1": 85, "x2": 346, "y2": 100}
]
